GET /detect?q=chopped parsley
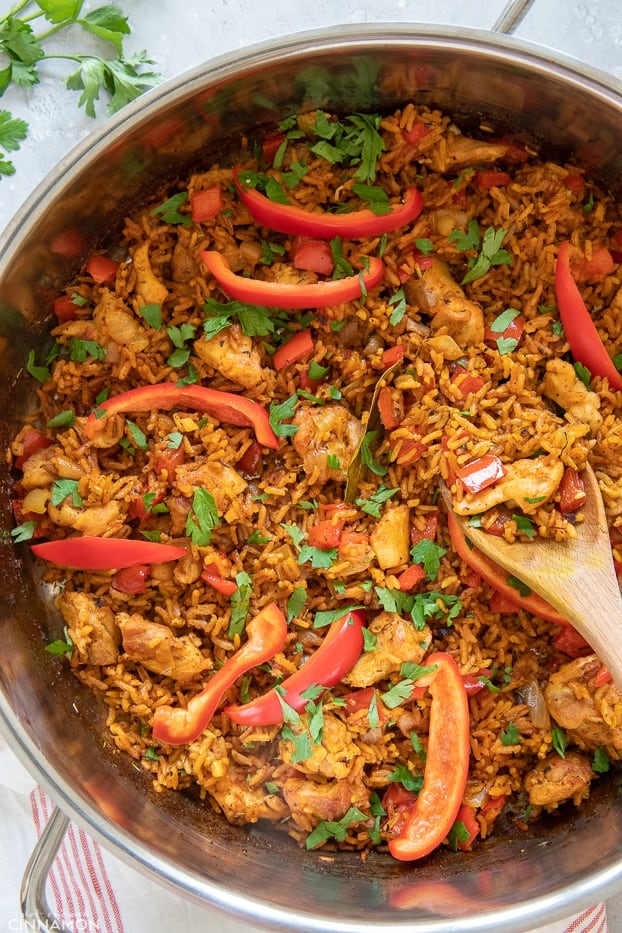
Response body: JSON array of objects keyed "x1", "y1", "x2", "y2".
[
  {"x1": 409, "y1": 539, "x2": 446, "y2": 581},
  {"x1": 287, "y1": 586, "x2": 307, "y2": 623},
  {"x1": 574, "y1": 361, "x2": 592, "y2": 387},
  {"x1": 500, "y1": 722, "x2": 521, "y2": 746},
  {"x1": 151, "y1": 191, "x2": 191, "y2": 225},
  {"x1": 512, "y1": 514, "x2": 535, "y2": 539},
  {"x1": 388, "y1": 287, "x2": 408, "y2": 326},
  {"x1": 305, "y1": 806, "x2": 368, "y2": 850},
  {"x1": 47, "y1": 409, "x2": 75, "y2": 428},
  {"x1": 51, "y1": 478, "x2": 82, "y2": 507},
  {"x1": 269, "y1": 395, "x2": 299, "y2": 437},
  {"x1": 313, "y1": 605, "x2": 363, "y2": 628},
  {"x1": 592, "y1": 746, "x2": 610, "y2": 773},
  {"x1": 389, "y1": 764, "x2": 423, "y2": 793},
  {"x1": 10, "y1": 520, "x2": 37, "y2": 543},
  {"x1": 447, "y1": 819, "x2": 471, "y2": 852},
  {"x1": 450, "y1": 221, "x2": 512, "y2": 284},
  {"x1": 507, "y1": 575, "x2": 531, "y2": 597},
  {"x1": 185, "y1": 487, "x2": 219, "y2": 546},
  {"x1": 228, "y1": 570, "x2": 253, "y2": 639},
  {"x1": 138, "y1": 303, "x2": 162, "y2": 329},
  {"x1": 551, "y1": 725, "x2": 567, "y2": 758},
  {"x1": 356, "y1": 484, "x2": 399, "y2": 518},
  {"x1": 68, "y1": 337, "x2": 106, "y2": 362}
]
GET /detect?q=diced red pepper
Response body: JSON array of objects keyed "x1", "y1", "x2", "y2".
[
  {"x1": 291, "y1": 238, "x2": 334, "y2": 276},
  {"x1": 261, "y1": 132, "x2": 286, "y2": 164},
  {"x1": 389, "y1": 653, "x2": 470, "y2": 861},
  {"x1": 450, "y1": 366, "x2": 486, "y2": 402},
  {"x1": 558, "y1": 467, "x2": 587, "y2": 515},
  {"x1": 378, "y1": 386, "x2": 404, "y2": 430},
  {"x1": 397, "y1": 563, "x2": 426, "y2": 592},
  {"x1": 552, "y1": 625, "x2": 591, "y2": 658},
  {"x1": 85, "y1": 255, "x2": 120, "y2": 284},
  {"x1": 383, "y1": 783, "x2": 420, "y2": 837},
  {"x1": 381, "y1": 345, "x2": 405, "y2": 370},
  {"x1": 564, "y1": 174, "x2": 585, "y2": 193},
  {"x1": 50, "y1": 228, "x2": 84, "y2": 257},
  {"x1": 127, "y1": 492, "x2": 164, "y2": 523},
  {"x1": 480, "y1": 795, "x2": 507, "y2": 829},
  {"x1": 401, "y1": 122, "x2": 430, "y2": 146},
  {"x1": 570, "y1": 245, "x2": 615, "y2": 283},
  {"x1": 410, "y1": 512, "x2": 439, "y2": 546},
  {"x1": 190, "y1": 185, "x2": 224, "y2": 223},
  {"x1": 224, "y1": 609, "x2": 366, "y2": 726},
  {"x1": 13, "y1": 428, "x2": 53, "y2": 470},
  {"x1": 111, "y1": 565, "x2": 151, "y2": 595},
  {"x1": 491, "y1": 137, "x2": 531, "y2": 164},
  {"x1": 446, "y1": 509, "x2": 570, "y2": 626},
  {"x1": 484, "y1": 315, "x2": 525, "y2": 348},
  {"x1": 201, "y1": 249, "x2": 384, "y2": 310},
  {"x1": 474, "y1": 171, "x2": 511, "y2": 189},
  {"x1": 461, "y1": 669, "x2": 493, "y2": 696},
  {"x1": 454, "y1": 804, "x2": 480, "y2": 851},
  {"x1": 233, "y1": 169, "x2": 424, "y2": 239},
  {"x1": 343, "y1": 687, "x2": 389, "y2": 721},
  {"x1": 84, "y1": 382, "x2": 278, "y2": 450},
  {"x1": 337, "y1": 530, "x2": 369, "y2": 557},
  {"x1": 455, "y1": 454, "x2": 506, "y2": 494},
  {"x1": 594, "y1": 667, "x2": 613, "y2": 687},
  {"x1": 237, "y1": 440, "x2": 263, "y2": 475},
  {"x1": 31, "y1": 536, "x2": 187, "y2": 570},
  {"x1": 490, "y1": 590, "x2": 521, "y2": 614},
  {"x1": 307, "y1": 518, "x2": 345, "y2": 550},
  {"x1": 201, "y1": 563, "x2": 238, "y2": 596},
  {"x1": 555, "y1": 241, "x2": 622, "y2": 391},
  {"x1": 153, "y1": 602, "x2": 288, "y2": 745},
  {"x1": 155, "y1": 445, "x2": 186, "y2": 481},
  {"x1": 53, "y1": 294, "x2": 80, "y2": 323},
  {"x1": 272, "y1": 329, "x2": 314, "y2": 371}
]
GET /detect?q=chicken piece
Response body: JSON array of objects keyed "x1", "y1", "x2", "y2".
[
  {"x1": 453, "y1": 455, "x2": 564, "y2": 516},
  {"x1": 407, "y1": 259, "x2": 484, "y2": 346},
  {"x1": 292, "y1": 403, "x2": 364, "y2": 485},
  {"x1": 171, "y1": 237, "x2": 199, "y2": 282},
  {"x1": 58, "y1": 591, "x2": 121, "y2": 666},
  {"x1": 544, "y1": 654, "x2": 622, "y2": 758},
  {"x1": 132, "y1": 241, "x2": 168, "y2": 306},
  {"x1": 282, "y1": 777, "x2": 358, "y2": 832},
  {"x1": 193, "y1": 323, "x2": 275, "y2": 392},
  {"x1": 280, "y1": 712, "x2": 360, "y2": 780},
  {"x1": 47, "y1": 500, "x2": 124, "y2": 537},
  {"x1": 423, "y1": 133, "x2": 509, "y2": 173},
  {"x1": 542, "y1": 359, "x2": 603, "y2": 435},
  {"x1": 174, "y1": 461, "x2": 247, "y2": 515},
  {"x1": 370, "y1": 503, "x2": 410, "y2": 569},
  {"x1": 524, "y1": 751, "x2": 593, "y2": 808},
  {"x1": 93, "y1": 290, "x2": 150, "y2": 353},
  {"x1": 211, "y1": 769, "x2": 287, "y2": 824},
  {"x1": 20, "y1": 448, "x2": 60, "y2": 490},
  {"x1": 345, "y1": 612, "x2": 432, "y2": 688},
  {"x1": 117, "y1": 612, "x2": 212, "y2": 683}
]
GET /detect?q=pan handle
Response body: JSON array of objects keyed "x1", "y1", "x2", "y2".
[
  {"x1": 21, "y1": 805, "x2": 73, "y2": 933},
  {"x1": 492, "y1": 0, "x2": 537, "y2": 33}
]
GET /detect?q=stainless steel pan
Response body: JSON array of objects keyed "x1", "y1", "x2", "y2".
[{"x1": 1, "y1": 9, "x2": 622, "y2": 932}]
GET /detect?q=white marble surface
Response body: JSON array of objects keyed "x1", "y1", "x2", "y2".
[{"x1": 1, "y1": 1, "x2": 621, "y2": 931}]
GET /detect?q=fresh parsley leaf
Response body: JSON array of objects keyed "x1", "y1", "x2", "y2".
[
  {"x1": 0, "y1": 109, "x2": 28, "y2": 175},
  {"x1": 367, "y1": 791, "x2": 385, "y2": 844},
  {"x1": 45, "y1": 637, "x2": 73, "y2": 656},
  {"x1": 65, "y1": 51, "x2": 160, "y2": 119},
  {"x1": 313, "y1": 605, "x2": 363, "y2": 628},
  {"x1": 269, "y1": 395, "x2": 298, "y2": 437},
  {"x1": 381, "y1": 678, "x2": 416, "y2": 709},
  {"x1": 447, "y1": 820, "x2": 470, "y2": 852},
  {"x1": 10, "y1": 520, "x2": 37, "y2": 542},
  {"x1": 388, "y1": 287, "x2": 407, "y2": 326},
  {"x1": 259, "y1": 240, "x2": 286, "y2": 265},
  {"x1": 449, "y1": 218, "x2": 480, "y2": 252},
  {"x1": 51, "y1": 478, "x2": 82, "y2": 507},
  {"x1": 298, "y1": 545, "x2": 338, "y2": 569},
  {"x1": 410, "y1": 539, "x2": 446, "y2": 581},
  {"x1": 47, "y1": 409, "x2": 75, "y2": 428},
  {"x1": 138, "y1": 303, "x2": 162, "y2": 329},
  {"x1": 150, "y1": 191, "x2": 190, "y2": 225},
  {"x1": 228, "y1": 570, "x2": 252, "y2": 639},
  {"x1": 330, "y1": 237, "x2": 354, "y2": 279},
  {"x1": 307, "y1": 360, "x2": 329, "y2": 381},
  {"x1": 185, "y1": 487, "x2": 219, "y2": 546},
  {"x1": 281, "y1": 523, "x2": 306, "y2": 549},
  {"x1": 281, "y1": 722, "x2": 312, "y2": 763},
  {"x1": 326, "y1": 453, "x2": 340, "y2": 470},
  {"x1": 26, "y1": 349, "x2": 50, "y2": 383},
  {"x1": 351, "y1": 183, "x2": 391, "y2": 215},
  {"x1": 126, "y1": 419, "x2": 148, "y2": 451},
  {"x1": 501, "y1": 722, "x2": 520, "y2": 746},
  {"x1": 414, "y1": 237, "x2": 434, "y2": 256},
  {"x1": 144, "y1": 746, "x2": 159, "y2": 761},
  {"x1": 389, "y1": 764, "x2": 423, "y2": 793},
  {"x1": 489, "y1": 307, "x2": 520, "y2": 333},
  {"x1": 356, "y1": 484, "x2": 399, "y2": 518},
  {"x1": 166, "y1": 431, "x2": 183, "y2": 449},
  {"x1": 551, "y1": 725, "x2": 567, "y2": 758},
  {"x1": 68, "y1": 337, "x2": 106, "y2": 362},
  {"x1": 359, "y1": 430, "x2": 387, "y2": 477},
  {"x1": 592, "y1": 746, "x2": 610, "y2": 773},
  {"x1": 512, "y1": 514, "x2": 535, "y2": 539},
  {"x1": 507, "y1": 575, "x2": 531, "y2": 597},
  {"x1": 305, "y1": 806, "x2": 367, "y2": 850},
  {"x1": 362, "y1": 628, "x2": 377, "y2": 652},
  {"x1": 287, "y1": 585, "x2": 307, "y2": 623},
  {"x1": 247, "y1": 529, "x2": 270, "y2": 545},
  {"x1": 574, "y1": 361, "x2": 592, "y2": 387}
]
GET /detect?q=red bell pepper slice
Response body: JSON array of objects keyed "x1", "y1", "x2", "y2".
[
  {"x1": 201, "y1": 564, "x2": 238, "y2": 597},
  {"x1": 83, "y1": 382, "x2": 278, "y2": 450},
  {"x1": 190, "y1": 185, "x2": 224, "y2": 223},
  {"x1": 446, "y1": 510, "x2": 570, "y2": 626},
  {"x1": 552, "y1": 625, "x2": 591, "y2": 658},
  {"x1": 272, "y1": 329, "x2": 314, "y2": 371},
  {"x1": 455, "y1": 454, "x2": 506, "y2": 494},
  {"x1": 389, "y1": 652, "x2": 470, "y2": 861},
  {"x1": 453, "y1": 803, "x2": 480, "y2": 851},
  {"x1": 201, "y1": 250, "x2": 384, "y2": 310},
  {"x1": 53, "y1": 294, "x2": 80, "y2": 323},
  {"x1": 378, "y1": 387, "x2": 404, "y2": 431},
  {"x1": 233, "y1": 169, "x2": 424, "y2": 239},
  {"x1": 555, "y1": 240, "x2": 622, "y2": 391},
  {"x1": 85, "y1": 255, "x2": 120, "y2": 284},
  {"x1": 111, "y1": 565, "x2": 151, "y2": 594},
  {"x1": 152, "y1": 602, "x2": 288, "y2": 745},
  {"x1": 31, "y1": 536, "x2": 187, "y2": 570},
  {"x1": 224, "y1": 608, "x2": 366, "y2": 726}
]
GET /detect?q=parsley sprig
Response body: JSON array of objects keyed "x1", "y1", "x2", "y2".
[
  {"x1": 450, "y1": 220, "x2": 512, "y2": 284},
  {"x1": 0, "y1": 2, "x2": 160, "y2": 178}
]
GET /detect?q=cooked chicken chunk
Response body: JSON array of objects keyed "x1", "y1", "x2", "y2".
[
  {"x1": 453, "y1": 455, "x2": 564, "y2": 516},
  {"x1": 370, "y1": 503, "x2": 410, "y2": 569},
  {"x1": 47, "y1": 500, "x2": 124, "y2": 537},
  {"x1": 292, "y1": 403, "x2": 364, "y2": 485},
  {"x1": 194, "y1": 323, "x2": 275, "y2": 392},
  {"x1": 345, "y1": 612, "x2": 432, "y2": 688},
  {"x1": 544, "y1": 654, "x2": 622, "y2": 758},
  {"x1": 58, "y1": 591, "x2": 120, "y2": 666},
  {"x1": 282, "y1": 777, "x2": 363, "y2": 833},
  {"x1": 93, "y1": 289, "x2": 150, "y2": 353},
  {"x1": 131, "y1": 241, "x2": 168, "y2": 306},
  {"x1": 542, "y1": 359, "x2": 603, "y2": 435},
  {"x1": 407, "y1": 259, "x2": 484, "y2": 346},
  {"x1": 211, "y1": 769, "x2": 287, "y2": 824},
  {"x1": 117, "y1": 613, "x2": 212, "y2": 682},
  {"x1": 174, "y1": 460, "x2": 247, "y2": 515},
  {"x1": 423, "y1": 133, "x2": 509, "y2": 174},
  {"x1": 280, "y1": 712, "x2": 360, "y2": 780},
  {"x1": 524, "y1": 751, "x2": 593, "y2": 808}
]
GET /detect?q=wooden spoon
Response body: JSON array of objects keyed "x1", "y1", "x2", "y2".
[{"x1": 440, "y1": 463, "x2": 622, "y2": 689}]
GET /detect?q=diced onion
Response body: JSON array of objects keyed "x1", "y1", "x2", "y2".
[{"x1": 520, "y1": 679, "x2": 550, "y2": 730}]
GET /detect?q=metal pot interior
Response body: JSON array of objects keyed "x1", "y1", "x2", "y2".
[{"x1": 1, "y1": 25, "x2": 622, "y2": 932}]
